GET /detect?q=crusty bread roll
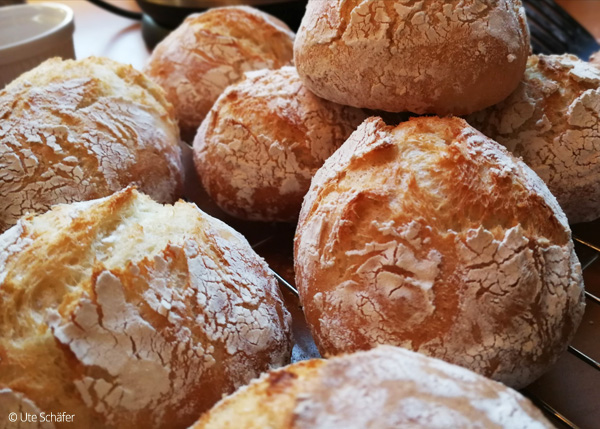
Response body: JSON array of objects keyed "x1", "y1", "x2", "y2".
[
  {"x1": 193, "y1": 66, "x2": 367, "y2": 222},
  {"x1": 192, "y1": 346, "x2": 553, "y2": 428},
  {"x1": 0, "y1": 188, "x2": 292, "y2": 429},
  {"x1": 294, "y1": 0, "x2": 530, "y2": 115},
  {"x1": 144, "y1": 6, "x2": 295, "y2": 142},
  {"x1": 468, "y1": 54, "x2": 600, "y2": 224},
  {"x1": 294, "y1": 116, "x2": 585, "y2": 389},
  {"x1": 0, "y1": 57, "x2": 183, "y2": 234}
]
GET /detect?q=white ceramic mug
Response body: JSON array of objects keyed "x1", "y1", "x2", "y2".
[{"x1": 0, "y1": 3, "x2": 75, "y2": 89}]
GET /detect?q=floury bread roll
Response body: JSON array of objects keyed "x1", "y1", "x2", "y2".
[
  {"x1": 0, "y1": 57, "x2": 183, "y2": 234},
  {"x1": 294, "y1": 116, "x2": 585, "y2": 389},
  {"x1": 294, "y1": 0, "x2": 530, "y2": 115},
  {"x1": 0, "y1": 188, "x2": 292, "y2": 429},
  {"x1": 469, "y1": 54, "x2": 600, "y2": 223},
  {"x1": 144, "y1": 6, "x2": 295, "y2": 141},
  {"x1": 192, "y1": 346, "x2": 554, "y2": 429},
  {"x1": 193, "y1": 67, "x2": 367, "y2": 222}
]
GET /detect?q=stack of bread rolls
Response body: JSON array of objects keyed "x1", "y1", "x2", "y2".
[{"x1": 0, "y1": 0, "x2": 596, "y2": 427}]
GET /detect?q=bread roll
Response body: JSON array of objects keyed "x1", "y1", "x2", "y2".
[
  {"x1": 294, "y1": 0, "x2": 530, "y2": 115},
  {"x1": 0, "y1": 188, "x2": 292, "y2": 429},
  {"x1": 294, "y1": 116, "x2": 585, "y2": 389},
  {"x1": 144, "y1": 6, "x2": 295, "y2": 142},
  {"x1": 193, "y1": 66, "x2": 367, "y2": 222},
  {"x1": 0, "y1": 57, "x2": 183, "y2": 234},
  {"x1": 468, "y1": 54, "x2": 600, "y2": 223},
  {"x1": 192, "y1": 346, "x2": 553, "y2": 428}
]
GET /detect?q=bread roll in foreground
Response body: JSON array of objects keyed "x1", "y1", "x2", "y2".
[
  {"x1": 192, "y1": 346, "x2": 553, "y2": 429},
  {"x1": 469, "y1": 54, "x2": 600, "y2": 223},
  {"x1": 0, "y1": 57, "x2": 183, "y2": 233},
  {"x1": 193, "y1": 67, "x2": 366, "y2": 222},
  {"x1": 144, "y1": 6, "x2": 295, "y2": 141},
  {"x1": 0, "y1": 188, "x2": 292, "y2": 429},
  {"x1": 294, "y1": 0, "x2": 530, "y2": 115},
  {"x1": 295, "y1": 116, "x2": 585, "y2": 389}
]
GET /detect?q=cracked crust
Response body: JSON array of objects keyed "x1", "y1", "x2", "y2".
[
  {"x1": 144, "y1": 6, "x2": 295, "y2": 142},
  {"x1": 193, "y1": 66, "x2": 367, "y2": 222},
  {"x1": 0, "y1": 57, "x2": 183, "y2": 234},
  {"x1": 192, "y1": 346, "x2": 553, "y2": 429},
  {"x1": 469, "y1": 54, "x2": 600, "y2": 223},
  {"x1": 294, "y1": 116, "x2": 585, "y2": 389},
  {"x1": 294, "y1": 0, "x2": 530, "y2": 115},
  {"x1": 0, "y1": 188, "x2": 292, "y2": 429}
]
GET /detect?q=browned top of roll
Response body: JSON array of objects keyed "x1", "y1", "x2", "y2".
[{"x1": 192, "y1": 346, "x2": 553, "y2": 428}]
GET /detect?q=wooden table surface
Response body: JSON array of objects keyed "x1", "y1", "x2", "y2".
[{"x1": 20, "y1": 1, "x2": 600, "y2": 428}]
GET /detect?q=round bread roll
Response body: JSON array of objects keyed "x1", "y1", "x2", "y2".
[
  {"x1": 192, "y1": 346, "x2": 553, "y2": 429},
  {"x1": 294, "y1": 116, "x2": 585, "y2": 389},
  {"x1": 0, "y1": 187, "x2": 292, "y2": 429},
  {"x1": 469, "y1": 54, "x2": 600, "y2": 223},
  {"x1": 193, "y1": 66, "x2": 367, "y2": 222},
  {"x1": 0, "y1": 56, "x2": 183, "y2": 234},
  {"x1": 144, "y1": 6, "x2": 295, "y2": 142},
  {"x1": 294, "y1": 0, "x2": 530, "y2": 115}
]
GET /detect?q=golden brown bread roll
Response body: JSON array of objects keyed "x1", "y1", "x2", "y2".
[
  {"x1": 0, "y1": 188, "x2": 292, "y2": 428},
  {"x1": 193, "y1": 66, "x2": 367, "y2": 222},
  {"x1": 144, "y1": 6, "x2": 295, "y2": 142},
  {"x1": 468, "y1": 54, "x2": 600, "y2": 223},
  {"x1": 192, "y1": 346, "x2": 553, "y2": 428},
  {"x1": 0, "y1": 56, "x2": 183, "y2": 234},
  {"x1": 294, "y1": 0, "x2": 530, "y2": 115},
  {"x1": 294, "y1": 116, "x2": 585, "y2": 389}
]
